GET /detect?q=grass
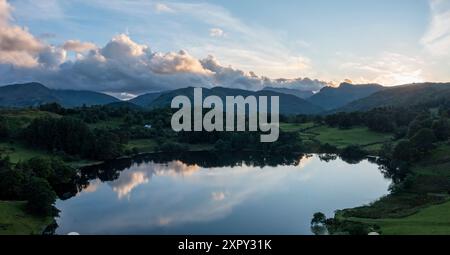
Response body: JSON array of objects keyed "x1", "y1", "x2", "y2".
[
  {"x1": 308, "y1": 125, "x2": 393, "y2": 149},
  {"x1": 0, "y1": 141, "x2": 54, "y2": 163},
  {"x1": 335, "y1": 142, "x2": 450, "y2": 235},
  {"x1": 0, "y1": 201, "x2": 53, "y2": 235},
  {"x1": 352, "y1": 200, "x2": 450, "y2": 235},
  {"x1": 0, "y1": 141, "x2": 97, "y2": 167},
  {"x1": 0, "y1": 109, "x2": 60, "y2": 129},
  {"x1": 126, "y1": 139, "x2": 158, "y2": 152},
  {"x1": 280, "y1": 122, "x2": 317, "y2": 132},
  {"x1": 280, "y1": 123, "x2": 393, "y2": 151}
]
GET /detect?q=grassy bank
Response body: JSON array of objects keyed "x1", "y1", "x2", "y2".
[
  {"x1": 281, "y1": 122, "x2": 393, "y2": 152},
  {"x1": 280, "y1": 122, "x2": 450, "y2": 235},
  {"x1": 348, "y1": 201, "x2": 450, "y2": 235},
  {"x1": 333, "y1": 143, "x2": 450, "y2": 235},
  {"x1": 0, "y1": 201, "x2": 53, "y2": 235}
]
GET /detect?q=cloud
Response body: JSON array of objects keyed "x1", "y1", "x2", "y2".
[
  {"x1": 38, "y1": 45, "x2": 67, "y2": 68},
  {"x1": 101, "y1": 34, "x2": 148, "y2": 60},
  {"x1": 339, "y1": 52, "x2": 425, "y2": 85},
  {"x1": 209, "y1": 28, "x2": 224, "y2": 37},
  {"x1": 0, "y1": 0, "x2": 11, "y2": 25},
  {"x1": 421, "y1": 0, "x2": 450, "y2": 56},
  {"x1": 63, "y1": 40, "x2": 97, "y2": 53},
  {"x1": 154, "y1": 3, "x2": 174, "y2": 13},
  {"x1": 0, "y1": 32, "x2": 327, "y2": 93},
  {"x1": 0, "y1": 0, "x2": 43, "y2": 67},
  {"x1": 0, "y1": 1, "x2": 328, "y2": 94},
  {"x1": 150, "y1": 50, "x2": 211, "y2": 75},
  {"x1": 211, "y1": 192, "x2": 226, "y2": 201}
]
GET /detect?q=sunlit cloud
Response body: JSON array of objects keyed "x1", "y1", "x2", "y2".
[
  {"x1": 63, "y1": 40, "x2": 97, "y2": 53},
  {"x1": 339, "y1": 52, "x2": 425, "y2": 85}
]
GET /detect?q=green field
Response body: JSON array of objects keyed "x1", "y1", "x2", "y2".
[
  {"x1": 126, "y1": 139, "x2": 158, "y2": 152},
  {"x1": 281, "y1": 123, "x2": 393, "y2": 151},
  {"x1": 0, "y1": 109, "x2": 60, "y2": 129},
  {"x1": 280, "y1": 122, "x2": 317, "y2": 132},
  {"x1": 309, "y1": 125, "x2": 393, "y2": 149},
  {"x1": 0, "y1": 141, "x2": 54, "y2": 163},
  {"x1": 335, "y1": 143, "x2": 450, "y2": 235},
  {"x1": 0, "y1": 201, "x2": 53, "y2": 235},
  {"x1": 352, "y1": 201, "x2": 450, "y2": 235}
]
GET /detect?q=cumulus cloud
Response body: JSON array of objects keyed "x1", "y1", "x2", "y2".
[
  {"x1": 150, "y1": 50, "x2": 211, "y2": 75},
  {"x1": 0, "y1": 0, "x2": 328, "y2": 95},
  {"x1": 38, "y1": 45, "x2": 66, "y2": 68},
  {"x1": 209, "y1": 28, "x2": 224, "y2": 37},
  {"x1": 0, "y1": 0, "x2": 43, "y2": 67},
  {"x1": 63, "y1": 40, "x2": 97, "y2": 53}
]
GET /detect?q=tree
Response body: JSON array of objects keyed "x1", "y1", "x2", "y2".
[
  {"x1": 0, "y1": 117, "x2": 10, "y2": 139},
  {"x1": 0, "y1": 167, "x2": 27, "y2": 200},
  {"x1": 311, "y1": 212, "x2": 327, "y2": 226},
  {"x1": 23, "y1": 157, "x2": 53, "y2": 180},
  {"x1": 410, "y1": 128, "x2": 436, "y2": 153},
  {"x1": 214, "y1": 139, "x2": 232, "y2": 151},
  {"x1": 392, "y1": 140, "x2": 414, "y2": 162},
  {"x1": 25, "y1": 177, "x2": 57, "y2": 216},
  {"x1": 432, "y1": 118, "x2": 450, "y2": 141}
]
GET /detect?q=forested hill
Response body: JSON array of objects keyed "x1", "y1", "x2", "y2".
[
  {"x1": 336, "y1": 82, "x2": 450, "y2": 112},
  {"x1": 144, "y1": 87, "x2": 325, "y2": 115},
  {"x1": 0, "y1": 83, "x2": 120, "y2": 108},
  {"x1": 307, "y1": 82, "x2": 385, "y2": 111}
]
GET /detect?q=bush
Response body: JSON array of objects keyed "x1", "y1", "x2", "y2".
[
  {"x1": 158, "y1": 142, "x2": 189, "y2": 152},
  {"x1": 340, "y1": 145, "x2": 367, "y2": 163},
  {"x1": 0, "y1": 117, "x2": 11, "y2": 139},
  {"x1": 25, "y1": 177, "x2": 57, "y2": 216},
  {"x1": 0, "y1": 168, "x2": 27, "y2": 200},
  {"x1": 410, "y1": 128, "x2": 436, "y2": 153}
]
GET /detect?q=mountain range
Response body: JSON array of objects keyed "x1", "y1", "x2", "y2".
[
  {"x1": 306, "y1": 82, "x2": 385, "y2": 110},
  {"x1": 0, "y1": 83, "x2": 119, "y2": 108},
  {"x1": 336, "y1": 82, "x2": 450, "y2": 112},
  {"x1": 1, "y1": 82, "x2": 449, "y2": 115},
  {"x1": 132, "y1": 87, "x2": 324, "y2": 115}
]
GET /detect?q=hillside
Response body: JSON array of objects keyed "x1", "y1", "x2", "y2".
[
  {"x1": 307, "y1": 83, "x2": 384, "y2": 110},
  {"x1": 262, "y1": 87, "x2": 314, "y2": 99},
  {"x1": 337, "y1": 82, "x2": 450, "y2": 112},
  {"x1": 0, "y1": 83, "x2": 120, "y2": 108},
  {"x1": 129, "y1": 92, "x2": 163, "y2": 108},
  {"x1": 147, "y1": 87, "x2": 324, "y2": 115}
]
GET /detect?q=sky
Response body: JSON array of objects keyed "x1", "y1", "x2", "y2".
[{"x1": 1, "y1": 0, "x2": 450, "y2": 97}]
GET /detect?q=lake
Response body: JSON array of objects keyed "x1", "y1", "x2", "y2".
[{"x1": 54, "y1": 152, "x2": 391, "y2": 235}]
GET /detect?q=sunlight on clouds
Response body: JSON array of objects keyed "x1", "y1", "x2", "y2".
[
  {"x1": 150, "y1": 50, "x2": 212, "y2": 75},
  {"x1": 63, "y1": 40, "x2": 97, "y2": 53},
  {"x1": 340, "y1": 52, "x2": 425, "y2": 85}
]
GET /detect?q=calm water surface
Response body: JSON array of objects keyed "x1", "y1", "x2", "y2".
[{"x1": 55, "y1": 152, "x2": 391, "y2": 235}]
